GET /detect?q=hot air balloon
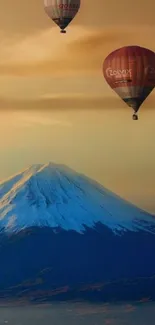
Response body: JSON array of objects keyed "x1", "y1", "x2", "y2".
[
  {"x1": 103, "y1": 46, "x2": 155, "y2": 120},
  {"x1": 44, "y1": 0, "x2": 80, "y2": 33}
]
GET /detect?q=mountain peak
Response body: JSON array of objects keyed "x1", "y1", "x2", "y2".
[
  {"x1": 25, "y1": 162, "x2": 75, "y2": 175},
  {"x1": 0, "y1": 163, "x2": 155, "y2": 235}
]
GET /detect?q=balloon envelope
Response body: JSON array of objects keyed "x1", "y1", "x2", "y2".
[
  {"x1": 44, "y1": 0, "x2": 80, "y2": 32},
  {"x1": 103, "y1": 46, "x2": 155, "y2": 113}
]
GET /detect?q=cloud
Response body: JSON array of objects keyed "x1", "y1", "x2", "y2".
[
  {"x1": 0, "y1": 96, "x2": 124, "y2": 111},
  {"x1": 0, "y1": 26, "x2": 91, "y2": 76},
  {"x1": 67, "y1": 25, "x2": 155, "y2": 69},
  {"x1": 0, "y1": 26, "x2": 155, "y2": 78},
  {"x1": 0, "y1": 27, "x2": 88, "y2": 65},
  {"x1": 0, "y1": 25, "x2": 155, "y2": 107},
  {"x1": 0, "y1": 94, "x2": 155, "y2": 111},
  {"x1": 0, "y1": 111, "x2": 72, "y2": 133},
  {"x1": 14, "y1": 113, "x2": 72, "y2": 128},
  {"x1": 40, "y1": 92, "x2": 95, "y2": 100}
]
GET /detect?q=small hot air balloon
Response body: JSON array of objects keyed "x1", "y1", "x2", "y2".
[
  {"x1": 44, "y1": 0, "x2": 80, "y2": 33},
  {"x1": 103, "y1": 46, "x2": 155, "y2": 120}
]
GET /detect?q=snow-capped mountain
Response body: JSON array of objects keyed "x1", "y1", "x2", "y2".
[
  {"x1": 0, "y1": 162, "x2": 155, "y2": 234},
  {"x1": 0, "y1": 163, "x2": 155, "y2": 303}
]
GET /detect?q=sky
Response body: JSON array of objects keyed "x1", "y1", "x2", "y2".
[{"x1": 0, "y1": 0, "x2": 155, "y2": 213}]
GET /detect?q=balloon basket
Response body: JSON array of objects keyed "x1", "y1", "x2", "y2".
[{"x1": 132, "y1": 114, "x2": 138, "y2": 121}]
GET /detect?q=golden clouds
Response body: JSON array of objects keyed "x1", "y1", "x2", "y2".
[
  {"x1": 0, "y1": 26, "x2": 155, "y2": 78},
  {"x1": 67, "y1": 26, "x2": 155, "y2": 71},
  {"x1": 0, "y1": 25, "x2": 155, "y2": 109},
  {"x1": 0, "y1": 93, "x2": 155, "y2": 112},
  {"x1": 0, "y1": 0, "x2": 155, "y2": 86},
  {"x1": 0, "y1": 95, "x2": 121, "y2": 111},
  {"x1": 0, "y1": 27, "x2": 91, "y2": 76}
]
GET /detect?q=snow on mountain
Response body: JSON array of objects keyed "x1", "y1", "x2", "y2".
[{"x1": 0, "y1": 162, "x2": 154, "y2": 234}]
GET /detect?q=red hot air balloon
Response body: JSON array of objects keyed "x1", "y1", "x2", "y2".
[{"x1": 103, "y1": 46, "x2": 155, "y2": 120}]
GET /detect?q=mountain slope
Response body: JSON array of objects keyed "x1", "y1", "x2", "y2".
[
  {"x1": 0, "y1": 163, "x2": 155, "y2": 302},
  {"x1": 0, "y1": 162, "x2": 154, "y2": 234}
]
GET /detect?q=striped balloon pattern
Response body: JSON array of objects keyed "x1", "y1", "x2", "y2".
[
  {"x1": 44, "y1": 0, "x2": 80, "y2": 32},
  {"x1": 103, "y1": 46, "x2": 155, "y2": 115}
]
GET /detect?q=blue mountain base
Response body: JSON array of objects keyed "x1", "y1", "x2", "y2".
[{"x1": 0, "y1": 223, "x2": 155, "y2": 303}]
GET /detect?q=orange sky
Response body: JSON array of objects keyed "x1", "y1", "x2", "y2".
[{"x1": 0, "y1": 0, "x2": 155, "y2": 213}]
